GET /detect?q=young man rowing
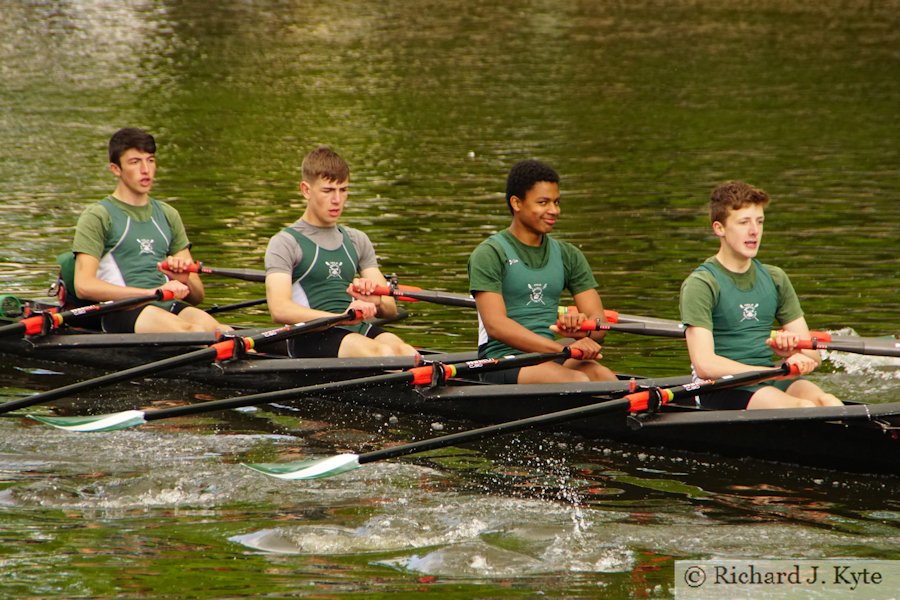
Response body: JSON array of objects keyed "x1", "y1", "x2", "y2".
[
  {"x1": 66, "y1": 128, "x2": 228, "y2": 334},
  {"x1": 467, "y1": 159, "x2": 617, "y2": 384},
  {"x1": 264, "y1": 146, "x2": 416, "y2": 358},
  {"x1": 679, "y1": 180, "x2": 842, "y2": 409}
]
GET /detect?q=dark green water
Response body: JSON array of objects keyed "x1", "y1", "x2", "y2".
[{"x1": 1, "y1": 1, "x2": 899, "y2": 597}]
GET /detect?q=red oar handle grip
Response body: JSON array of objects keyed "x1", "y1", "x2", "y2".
[
  {"x1": 347, "y1": 308, "x2": 365, "y2": 321},
  {"x1": 369, "y1": 284, "x2": 421, "y2": 303},
  {"x1": 21, "y1": 313, "x2": 62, "y2": 336},
  {"x1": 156, "y1": 289, "x2": 176, "y2": 301},
  {"x1": 568, "y1": 347, "x2": 584, "y2": 360},
  {"x1": 158, "y1": 261, "x2": 202, "y2": 274},
  {"x1": 781, "y1": 363, "x2": 802, "y2": 378}
]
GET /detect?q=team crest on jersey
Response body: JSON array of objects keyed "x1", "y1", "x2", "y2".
[
  {"x1": 326, "y1": 261, "x2": 343, "y2": 279},
  {"x1": 137, "y1": 238, "x2": 155, "y2": 255},
  {"x1": 739, "y1": 303, "x2": 760, "y2": 321},
  {"x1": 507, "y1": 258, "x2": 519, "y2": 266},
  {"x1": 527, "y1": 283, "x2": 548, "y2": 305}
]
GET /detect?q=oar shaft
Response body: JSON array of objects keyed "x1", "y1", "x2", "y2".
[
  {"x1": 0, "y1": 310, "x2": 360, "y2": 415},
  {"x1": 159, "y1": 261, "x2": 266, "y2": 283},
  {"x1": 568, "y1": 318, "x2": 686, "y2": 338},
  {"x1": 357, "y1": 363, "x2": 795, "y2": 465},
  {"x1": 0, "y1": 290, "x2": 172, "y2": 338},
  {"x1": 0, "y1": 346, "x2": 219, "y2": 413},
  {"x1": 205, "y1": 297, "x2": 268, "y2": 315},
  {"x1": 795, "y1": 337, "x2": 900, "y2": 357},
  {"x1": 144, "y1": 349, "x2": 575, "y2": 421}
]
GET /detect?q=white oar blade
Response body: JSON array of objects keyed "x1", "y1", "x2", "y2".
[
  {"x1": 28, "y1": 410, "x2": 148, "y2": 432},
  {"x1": 242, "y1": 454, "x2": 361, "y2": 480}
]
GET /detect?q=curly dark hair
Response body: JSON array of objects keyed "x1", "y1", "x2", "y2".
[{"x1": 505, "y1": 160, "x2": 560, "y2": 214}]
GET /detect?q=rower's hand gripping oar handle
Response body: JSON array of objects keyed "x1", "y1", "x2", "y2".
[
  {"x1": 371, "y1": 283, "x2": 423, "y2": 303},
  {"x1": 158, "y1": 260, "x2": 204, "y2": 274}
]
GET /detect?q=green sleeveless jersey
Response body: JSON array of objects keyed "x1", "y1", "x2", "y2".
[
  {"x1": 283, "y1": 225, "x2": 367, "y2": 334},
  {"x1": 59, "y1": 196, "x2": 180, "y2": 306},
  {"x1": 477, "y1": 233, "x2": 565, "y2": 358},
  {"x1": 698, "y1": 259, "x2": 779, "y2": 367}
]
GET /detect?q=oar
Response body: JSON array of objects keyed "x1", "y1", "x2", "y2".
[
  {"x1": 573, "y1": 317, "x2": 833, "y2": 342},
  {"x1": 371, "y1": 284, "x2": 661, "y2": 330},
  {"x1": 0, "y1": 309, "x2": 362, "y2": 415},
  {"x1": 204, "y1": 297, "x2": 268, "y2": 315},
  {"x1": 158, "y1": 261, "x2": 266, "y2": 283},
  {"x1": 791, "y1": 333, "x2": 900, "y2": 358},
  {"x1": 30, "y1": 348, "x2": 581, "y2": 432},
  {"x1": 372, "y1": 284, "x2": 477, "y2": 308},
  {"x1": 370, "y1": 280, "x2": 695, "y2": 332},
  {"x1": 559, "y1": 315, "x2": 686, "y2": 338},
  {"x1": 244, "y1": 363, "x2": 798, "y2": 480},
  {"x1": 0, "y1": 289, "x2": 175, "y2": 338}
]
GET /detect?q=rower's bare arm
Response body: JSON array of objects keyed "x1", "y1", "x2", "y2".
[
  {"x1": 74, "y1": 253, "x2": 184, "y2": 302},
  {"x1": 265, "y1": 272, "x2": 333, "y2": 325},
  {"x1": 685, "y1": 325, "x2": 768, "y2": 379},
  {"x1": 474, "y1": 290, "x2": 565, "y2": 353}
]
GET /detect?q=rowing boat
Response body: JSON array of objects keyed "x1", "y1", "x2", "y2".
[{"x1": 2, "y1": 297, "x2": 899, "y2": 476}]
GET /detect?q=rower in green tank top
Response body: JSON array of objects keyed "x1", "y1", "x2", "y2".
[
  {"x1": 468, "y1": 159, "x2": 617, "y2": 385},
  {"x1": 67, "y1": 128, "x2": 230, "y2": 334},
  {"x1": 264, "y1": 146, "x2": 416, "y2": 359},
  {"x1": 679, "y1": 180, "x2": 842, "y2": 409}
]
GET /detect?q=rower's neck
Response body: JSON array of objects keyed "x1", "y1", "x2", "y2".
[
  {"x1": 715, "y1": 249, "x2": 752, "y2": 274},
  {"x1": 111, "y1": 186, "x2": 149, "y2": 207},
  {"x1": 507, "y1": 224, "x2": 544, "y2": 247}
]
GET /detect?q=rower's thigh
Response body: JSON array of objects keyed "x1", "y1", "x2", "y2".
[
  {"x1": 786, "y1": 379, "x2": 843, "y2": 406},
  {"x1": 373, "y1": 332, "x2": 418, "y2": 356},
  {"x1": 133, "y1": 306, "x2": 204, "y2": 333},
  {"x1": 518, "y1": 361, "x2": 590, "y2": 384},
  {"x1": 177, "y1": 306, "x2": 231, "y2": 332},
  {"x1": 747, "y1": 386, "x2": 815, "y2": 409},
  {"x1": 338, "y1": 332, "x2": 395, "y2": 358},
  {"x1": 564, "y1": 358, "x2": 618, "y2": 382}
]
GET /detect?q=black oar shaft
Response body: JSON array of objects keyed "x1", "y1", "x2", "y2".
[
  {"x1": 205, "y1": 297, "x2": 268, "y2": 315},
  {"x1": 0, "y1": 346, "x2": 218, "y2": 412},
  {"x1": 143, "y1": 350, "x2": 572, "y2": 421},
  {"x1": 0, "y1": 311, "x2": 358, "y2": 414},
  {"x1": 199, "y1": 266, "x2": 266, "y2": 283},
  {"x1": 800, "y1": 338, "x2": 900, "y2": 357},
  {"x1": 146, "y1": 370, "x2": 416, "y2": 421},
  {"x1": 0, "y1": 290, "x2": 168, "y2": 338},
  {"x1": 356, "y1": 364, "x2": 793, "y2": 465},
  {"x1": 396, "y1": 289, "x2": 476, "y2": 308}
]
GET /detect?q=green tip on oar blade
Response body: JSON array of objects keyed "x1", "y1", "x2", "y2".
[
  {"x1": 242, "y1": 454, "x2": 361, "y2": 480},
  {"x1": 28, "y1": 410, "x2": 148, "y2": 432}
]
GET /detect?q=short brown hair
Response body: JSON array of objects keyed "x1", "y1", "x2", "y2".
[
  {"x1": 109, "y1": 128, "x2": 156, "y2": 166},
  {"x1": 301, "y1": 145, "x2": 350, "y2": 184},
  {"x1": 709, "y1": 180, "x2": 770, "y2": 224}
]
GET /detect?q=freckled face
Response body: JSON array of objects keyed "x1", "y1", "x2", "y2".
[{"x1": 714, "y1": 204, "x2": 765, "y2": 261}]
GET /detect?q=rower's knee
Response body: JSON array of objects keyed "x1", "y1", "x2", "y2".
[{"x1": 817, "y1": 394, "x2": 843, "y2": 407}]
